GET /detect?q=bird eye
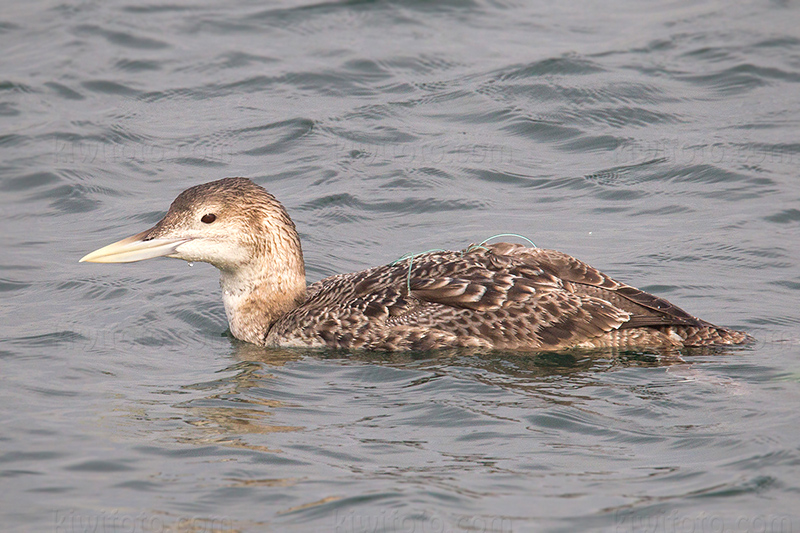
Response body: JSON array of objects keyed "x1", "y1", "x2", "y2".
[{"x1": 201, "y1": 213, "x2": 217, "y2": 224}]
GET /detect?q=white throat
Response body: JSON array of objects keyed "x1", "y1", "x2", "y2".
[{"x1": 218, "y1": 260, "x2": 306, "y2": 345}]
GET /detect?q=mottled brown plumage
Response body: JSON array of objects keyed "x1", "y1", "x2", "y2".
[{"x1": 81, "y1": 177, "x2": 752, "y2": 352}]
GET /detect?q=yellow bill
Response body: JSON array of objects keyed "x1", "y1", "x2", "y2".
[{"x1": 80, "y1": 229, "x2": 191, "y2": 263}]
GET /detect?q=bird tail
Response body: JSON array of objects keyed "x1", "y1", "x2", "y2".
[{"x1": 670, "y1": 325, "x2": 754, "y2": 346}]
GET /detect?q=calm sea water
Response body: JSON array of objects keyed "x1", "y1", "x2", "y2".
[{"x1": 2, "y1": 1, "x2": 800, "y2": 532}]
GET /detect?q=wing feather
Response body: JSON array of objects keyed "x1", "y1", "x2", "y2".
[{"x1": 268, "y1": 243, "x2": 727, "y2": 350}]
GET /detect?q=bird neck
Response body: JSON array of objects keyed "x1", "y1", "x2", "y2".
[{"x1": 218, "y1": 232, "x2": 307, "y2": 345}]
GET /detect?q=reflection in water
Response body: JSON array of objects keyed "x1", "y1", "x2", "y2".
[
  {"x1": 171, "y1": 354, "x2": 303, "y2": 452},
  {"x1": 163, "y1": 341, "x2": 751, "y2": 456}
]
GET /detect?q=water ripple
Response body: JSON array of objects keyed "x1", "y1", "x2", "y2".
[
  {"x1": 72, "y1": 24, "x2": 170, "y2": 50},
  {"x1": 681, "y1": 64, "x2": 800, "y2": 95}
]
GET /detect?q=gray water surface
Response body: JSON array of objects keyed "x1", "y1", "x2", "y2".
[{"x1": 2, "y1": 1, "x2": 800, "y2": 532}]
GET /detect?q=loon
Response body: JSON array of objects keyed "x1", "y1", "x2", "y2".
[{"x1": 80, "y1": 177, "x2": 751, "y2": 351}]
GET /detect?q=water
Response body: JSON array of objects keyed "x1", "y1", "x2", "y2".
[{"x1": 2, "y1": 0, "x2": 799, "y2": 531}]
